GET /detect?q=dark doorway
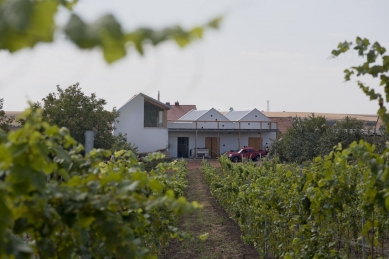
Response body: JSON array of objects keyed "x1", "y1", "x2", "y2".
[{"x1": 177, "y1": 137, "x2": 189, "y2": 158}]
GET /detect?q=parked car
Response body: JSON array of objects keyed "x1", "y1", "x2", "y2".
[{"x1": 226, "y1": 147, "x2": 267, "y2": 162}]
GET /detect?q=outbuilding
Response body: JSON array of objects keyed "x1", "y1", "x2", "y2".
[
  {"x1": 114, "y1": 93, "x2": 278, "y2": 158},
  {"x1": 168, "y1": 108, "x2": 277, "y2": 158}
]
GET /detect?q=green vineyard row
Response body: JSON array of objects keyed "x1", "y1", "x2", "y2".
[
  {"x1": 0, "y1": 109, "x2": 197, "y2": 259},
  {"x1": 202, "y1": 144, "x2": 389, "y2": 259}
]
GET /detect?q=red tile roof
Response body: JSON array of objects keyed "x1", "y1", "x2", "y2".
[{"x1": 167, "y1": 104, "x2": 197, "y2": 121}]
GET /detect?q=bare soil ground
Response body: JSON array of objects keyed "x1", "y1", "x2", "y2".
[
  {"x1": 160, "y1": 160, "x2": 259, "y2": 259},
  {"x1": 184, "y1": 159, "x2": 221, "y2": 170}
]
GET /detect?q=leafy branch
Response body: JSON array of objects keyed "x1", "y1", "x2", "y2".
[
  {"x1": 332, "y1": 37, "x2": 389, "y2": 128},
  {"x1": 0, "y1": 0, "x2": 222, "y2": 63}
]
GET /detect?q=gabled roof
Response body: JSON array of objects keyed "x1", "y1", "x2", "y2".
[
  {"x1": 224, "y1": 110, "x2": 251, "y2": 121},
  {"x1": 197, "y1": 108, "x2": 229, "y2": 121},
  {"x1": 178, "y1": 110, "x2": 208, "y2": 121},
  {"x1": 224, "y1": 109, "x2": 270, "y2": 121},
  {"x1": 118, "y1": 93, "x2": 170, "y2": 111},
  {"x1": 177, "y1": 108, "x2": 229, "y2": 122},
  {"x1": 168, "y1": 104, "x2": 197, "y2": 121}
]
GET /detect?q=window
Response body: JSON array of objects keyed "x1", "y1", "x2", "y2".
[{"x1": 144, "y1": 101, "x2": 165, "y2": 127}]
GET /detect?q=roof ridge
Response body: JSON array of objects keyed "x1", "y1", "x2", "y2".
[
  {"x1": 118, "y1": 94, "x2": 138, "y2": 110},
  {"x1": 236, "y1": 110, "x2": 251, "y2": 121},
  {"x1": 224, "y1": 110, "x2": 251, "y2": 121},
  {"x1": 192, "y1": 110, "x2": 208, "y2": 121},
  {"x1": 177, "y1": 109, "x2": 195, "y2": 120},
  {"x1": 118, "y1": 92, "x2": 170, "y2": 111}
]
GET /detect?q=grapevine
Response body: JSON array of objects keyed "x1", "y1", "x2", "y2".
[
  {"x1": 202, "y1": 146, "x2": 389, "y2": 258},
  {"x1": 0, "y1": 108, "x2": 197, "y2": 259}
]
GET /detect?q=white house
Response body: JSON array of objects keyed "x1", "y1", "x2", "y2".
[
  {"x1": 114, "y1": 93, "x2": 170, "y2": 153},
  {"x1": 167, "y1": 108, "x2": 277, "y2": 158},
  {"x1": 115, "y1": 93, "x2": 278, "y2": 158}
]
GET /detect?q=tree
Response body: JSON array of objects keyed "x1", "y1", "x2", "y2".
[
  {"x1": 0, "y1": 0, "x2": 222, "y2": 63},
  {"x1": 40, "y1": 83, "x2": 119, "y2": 149},
  {"x1": 111, "y1": 133, "x2": 138, "y2": 154},
  {"x1": 333, "y1": 116, "x2": 364, "y2": 129},
  {"x1": 318, "y1": 116, "x2": 365, "y2": 155},
  {"x1": 270, "y1": 114, "x2": 367, "y2": 163},
  {"x1": 270, "y1": 114, "x2": 329, "y2": 163},
  {"x1": 0, "y1": 98, "x2": 14, "y2": 133}
]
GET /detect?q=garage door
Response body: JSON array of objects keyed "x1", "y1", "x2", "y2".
[
  {"x1": 205, "y1": 137, "x2": 220, "y2": 158},
  {"x1": 248, "y1": 137, "x2": 262, "y2": 150}
]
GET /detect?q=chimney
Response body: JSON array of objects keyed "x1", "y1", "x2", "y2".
[
  {"x1": 175, "y1": 101, "x2": 179, "y2": 106},
  {"x1": 267, "y1": 100, "x2": 270, "y2": 112},
  {"x1": 166, "y1": 102, "x2": 170, "y2": 105},
  {"x1": 158, "y1": 91, "x2": 160, "y2": 101}
]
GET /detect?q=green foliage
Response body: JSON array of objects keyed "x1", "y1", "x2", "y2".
[
  {"x1": 367, "y1": 125, "x2": 389, "y2": 154},
  {"x1": 333, "y1": 116, "x2": 364, "y2": 129},
  {"x1": 0, "y1": 0, "x2": 60, "y2": 52},
  {"x1": 0, "y1": 0, "x2": 222, "y2": 63},
  {"x1": 111, "y1": 133, "x2": 138, "y2": 154},
  {"x1": 272, "y1": 37, "x2": 389, "y2": 164},
  {"x1": 204, "y1": 38, "x2": 389, "y2": 259},
  {"x1": 319, "y1": 124, "x2": 365, "y2": 158},
  {"x1": 39, "y1": 83, "x2": 119, "y2": 150},
  {"x1": 0, "y1": 98, "x2": 14, "y2": 133},
  {"x1": 270, "y1": 114, "x2": 366, "y2": 163},
  {"x1": 142, "y1": 157, "x2": 173, "y2": 173},
  {"x1": 332, "y1": 37, "x2": 389, "y2": 127},
  {"x1": 202, "y1": 150, "x2": 389, "y2": 258},
  {"x1": 286, "y1": 114, "x2": 329, "y2": 162},
  {"x1": 199, "y1": 232, "x2": 209, "y2": 241},
  {"x1": 0, "y1": 108, "x2": 197, "y2": 258}
]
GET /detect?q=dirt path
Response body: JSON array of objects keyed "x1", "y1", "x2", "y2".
[
  {"x1": 160, "y1": 167, "x2": 259, "y2": 259},
  {"x1": 184, "y1": 159, "x2": 221, "y2": 170}
]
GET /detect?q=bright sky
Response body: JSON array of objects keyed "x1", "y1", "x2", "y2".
[{"x1": 1, "y1": 0, "x2": 388, "y2": 114}]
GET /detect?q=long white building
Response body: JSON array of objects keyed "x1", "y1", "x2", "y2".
[{"x1": 114, "y1": 93, "x2": 278, "y2": 158}]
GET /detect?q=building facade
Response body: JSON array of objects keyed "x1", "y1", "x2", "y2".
[
  {"x1": 114, "y1": 93, "x2": 170, "y2": 153},
  {"x1": 167, "y1": 108, "x2": 277, "y2": 158},
  {"x1": 115, "y1": 93, "x2": 278, "y2": 158}
]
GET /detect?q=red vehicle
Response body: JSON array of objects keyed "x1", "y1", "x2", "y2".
[{"x1": 226, "y1": 147, "x2": 267, "y2": 162}]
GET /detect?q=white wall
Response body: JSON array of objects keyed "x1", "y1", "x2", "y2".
[
  {"x1": 168, "y1": 122, "x2": 196, "y2": 129},
  {"x1": 169, "y1": 121, "x2": 240, "y2": 130},
  {"x1": 168, "y1": 130, "x2": 277, "y2": 157},
  {"x1": 168, "y1": 121, "x2": 276, "y2": 130},
  {"x1": 238, "y1": 109, "x2": 278, "y2": 130},
  {"x1": 168, "y1": 131, "x2": 196, "y2": 157},
  {"x1": 168, "y1": 136, "x2": 178, "y2": 157},
  {"x1": 114, "y1": 95, "x2": 168, "y2": 153},
  {"x1": 168, "y1": 108, "x2": 276, "y2": 131},
  {"x1": 238, "y1": 122, "x2": 273, "y2": 130},
  {"x1": 197, "y1": 108, "x2": 227, "y2": 122},
  {"x1": 260, "y1": 132, "x2": 277, "y2": 150},
  {"x1": 219, "y1": 133, "x2": 240, "y2": 153},
  {"x1": 241, "y1": 109, "x2": 271, "y2": 122}
]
